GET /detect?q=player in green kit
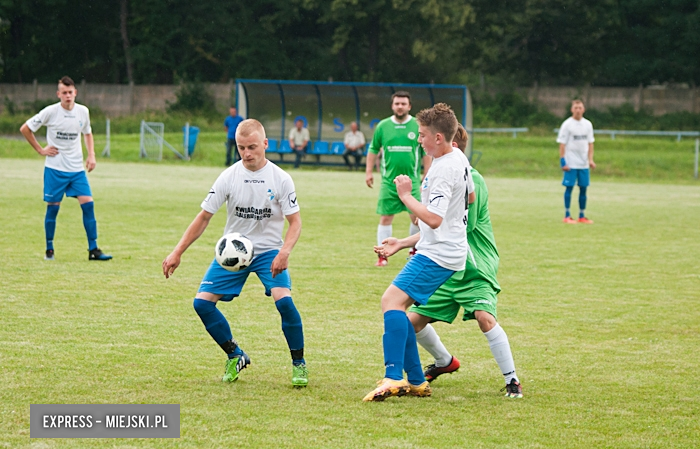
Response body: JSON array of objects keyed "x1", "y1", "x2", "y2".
[
  {"x1": 407, "y1": 125, "x2": 523, "y2": 398},
  {"x1": 365, "y1": 91, "x2": 431, "y2": 267}
]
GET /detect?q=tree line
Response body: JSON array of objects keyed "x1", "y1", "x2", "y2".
[{"x1": 1, "y1": 0, "x2": 698, "y2": 87}]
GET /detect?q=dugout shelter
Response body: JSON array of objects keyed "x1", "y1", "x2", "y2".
[{"x1": 235, "y1": 79, "x2": 473, "y2": 165}]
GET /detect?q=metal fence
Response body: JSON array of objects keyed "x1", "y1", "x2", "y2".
[{"x1": 554, "y1": 128, "x2": 700, "y2": 142}]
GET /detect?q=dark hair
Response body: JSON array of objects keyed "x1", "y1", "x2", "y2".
[
  {"x1": 58, "y1": 76, "x2": 75, "y2": 87},
  {"x1": 391, "y1": 91, "x2": 411, "y2": 104},
  {"x1": 416, "y1": 103, "x2": 458, "y2": 142}
]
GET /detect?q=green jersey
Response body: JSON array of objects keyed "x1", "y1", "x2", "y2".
[
  {"x1": 368, "y1": 116, "x2": 423, "y2": 183},
  {"x1": 453, "y1": 168, "x2": 500, "y2": 292}
]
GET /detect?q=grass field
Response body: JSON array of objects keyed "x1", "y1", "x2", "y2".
[{"x1": 1, "y1": 157, "x2": 699, "y2": 448}]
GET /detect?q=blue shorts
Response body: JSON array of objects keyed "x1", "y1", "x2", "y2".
[
  {"x1": 392, "y1": 254, "x2": 455, "y2": 305},
  {"x1": 43, "y1": 167, "x2": 92, "y2": 202},
  {"x1": 198, "y1": 250, "x2": 291, "y2": 301},
  {"x1": 562, "y1": 169, "x2": 590, "y2": 187}
]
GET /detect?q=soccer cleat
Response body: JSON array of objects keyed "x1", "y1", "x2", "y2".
[
  {"x1": 222, "y1": 353, "x2": 251, "y2": 382},
  {"x1": 424, "y1": 356, "x2": 460, "y2": 383},
  {"x1": 577, "y1": 217, "x2": 594, "y2": 224},
  {"x1": 501, "y1": 379, "x2": 523, "y2": 398},
  {"x1": 292, "y1": 363, "x2": 309, "y2": 388},
  {"x1": 45, "y1": 249, "x2": 55, "y2": 260},
  {"x1": 375, "y1": 256, "x2": 388, "y2": 267},
  {"x1": 562, "y1": 217, "x2": 577, "y2": 224},
  {"x1": 362, "y1": 378, "x2": 410, "y2": 402},
  {"x1": 89, "y1": 248, "x2": 113, "y2": 261},
  {"x1": 408, "y1": 381, "x2": 432, "y2": 397}
]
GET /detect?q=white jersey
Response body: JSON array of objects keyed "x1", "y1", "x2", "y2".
[
  {"x1": 201, "y1": 160, "x2": 300, "y2": 254},
  {"x1": 557, "y1": 117, "x2": 595, "y2": 169},
  {"x1": 416, "y1": 148, "x2": 474, "y2": 271},
  {"x1": 26, "y1": 102, "x2": 92, "y2": 173}
]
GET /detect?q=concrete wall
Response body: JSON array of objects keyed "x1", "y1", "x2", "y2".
[
  {"x1": 0, "y1": 81, "x2": 234, "y2": 116},
  {"x1": 1, "y1": 82, "x2": 698, "y2": 117},
  {"x1": 518, "y1": 85, "x2": 700, "y2": 116}
]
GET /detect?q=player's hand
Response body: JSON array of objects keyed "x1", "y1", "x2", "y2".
[
  {"x1": 589, "y1": 161, "x2": 596, "y2": 170},
  {"x1": 271, "y1": 250, "x2": 290, "y2": 278},
  {"x1": 365, "y1": 173, "x2": 374, "y2": 188},
  {"x1": 85, "y1": 155, "x2": 96, "y2": 172},
  {"x1": 40, "y1": 145, "x2": 59, "y2": 157},
  {"x1": 375, "y1": 237, "x2": 400, "y2": 258},
  {"x1": 162, "y1": 253, "x2": 181, "y2": 279},
  {"x1": 393, "y1": 175, "x2": 413, "y2": 198},
  {"x1": 562, "y1": 165, "x2": 571, "y2": 172}
]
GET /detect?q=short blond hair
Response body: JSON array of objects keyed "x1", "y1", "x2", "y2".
[
  {"x1": 236, "y1": 119, "x2": 266, "y2": 139},
  {"x1": 453, "y1": 124, "x2": 468, "y2": 152},
  {"x1": 572, "y1": 99, "x2": 585, "y2": 107},
  {"x1": 416, "y1": 103, "x2": 458, "y2": 142}
]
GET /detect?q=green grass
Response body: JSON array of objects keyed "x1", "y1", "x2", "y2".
[
  {"x1": 1, "y1": 158, "x2": 699, "y2": 448},
  {"x1": 2, "y1": 132, "x2": 698, "y2": 183}
]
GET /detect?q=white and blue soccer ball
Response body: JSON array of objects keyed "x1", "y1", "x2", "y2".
[{"x1": 215, "y1": 233, "x2": 254, "y2": 272}]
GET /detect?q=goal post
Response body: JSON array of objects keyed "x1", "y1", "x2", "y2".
[{"x1": 139, "y1": 121, "x2": 188, "y2": 161}]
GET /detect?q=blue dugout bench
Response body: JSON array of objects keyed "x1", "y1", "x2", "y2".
[{"x1": 265, "y1": 139, "x2": 368, "y2": 167}]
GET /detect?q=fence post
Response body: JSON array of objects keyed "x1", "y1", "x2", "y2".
[{"x1": 694, "y1": 138, "x2": 699, "y2": 179}]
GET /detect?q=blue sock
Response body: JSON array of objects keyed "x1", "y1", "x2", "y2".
[
  {"x1": 80, "y1": 202, "x2": 98, "y2": 251},
  {"x1": 579, "y1": 187, "x2": 588, "y2": 217},
  {"x1": 275, "y1": 296, "x2": 305, "y2": 365},
  {"x1": 564, "y1": 186, "x2": 573, "y2": 217},
  {"x1": 45, "y1": 205, "x2": 60, "y2": 250},
  {"x1": 403, "y1": 315, "x2": 425, "y2": 385},
  {"x1": 193, "y1": 298, "x2": 243, "y2": 359},
  {"x1": 383, "y1": 310, "x2": 407, "y2": 381}
]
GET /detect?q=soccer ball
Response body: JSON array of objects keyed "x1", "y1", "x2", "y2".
[{"x1": 215, "y1": 233, "x2": 254, "y2": 272}]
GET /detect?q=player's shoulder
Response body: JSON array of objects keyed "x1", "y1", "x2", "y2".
[{"x1": 581, "y1": 117, "x2": 594, "y2": 127}]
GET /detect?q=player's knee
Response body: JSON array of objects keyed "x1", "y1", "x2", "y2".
[
  {"x1": 193, "y1": 297, "x2": 216, "y2": 316},
  {"x1": 475, "y1": 311, "x2": 496, "y2": 332}
]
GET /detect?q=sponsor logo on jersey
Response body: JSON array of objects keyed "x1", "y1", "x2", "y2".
[
  {"x1": 429, "y1": 195, "x2": 444, "y2": 207},
  {"x1": 63, "y1": 115, "x2": 76, "y2": 119},
  {"x1": 204, "y1": 189, "x2": 215, "y2": 202},
  {"x1": 572, "y1": 134, "x2": 588, "y2": 140},
  {"x1": 244, "y1": 179, "x2": 266, "y2": 183},
  {"x1": 288, "y1": 192, "x2": 298, "y2": 208},
  {"x1": 235, "y1": 206, "x2": 272, "y2": 220},
  {"x1": 407, "y1": 132, "x2": 416, "y2": 140},
  {"x1": 422, "y1": 177, "x2": 429, "y2": 190},
  {"x1": 55, "y1": 131, "x2": 78, "y2": 141},
  {"x1": 386, "y1": 145, "x2": 413, "y2": 152},
  {"x1": 267, "y1": 189, "x2": 275, "y2": 200}
]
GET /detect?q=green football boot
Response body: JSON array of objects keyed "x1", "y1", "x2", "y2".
[
  {"x1": 292, "y1": 363, "x2": 308, "y2": 388},
  {"x1": 222, "y1": 353, "x2": 250, "y2": 383}
]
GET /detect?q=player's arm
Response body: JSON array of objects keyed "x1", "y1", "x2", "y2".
[
  {"x1": 19, "y1": 123, "x2": 58, "y2": 156},
  {"x1": 271, "y1": 211, "x2": 301, "y2": 277},
  {"x1": 375, "y1": 233, "x2": 420, "y2": 259},
  {"x1": 394, "y1": 175, "x2": 443, "y2": 229},
  {"x1": 84, "y1": 133, "x2": 96, "y2": 172},
  {"x1": 588, "y1": 143, "x2": 596, "y2": 169},
  {"x1": 559, "y1": 143, "x2": 569, "y2": 171},
  {"x1": 365, "y1": 152, "x2": 377, "y2": 187},
  {"x1": 162, "y1": 210, "x2": 214, "y2": 278}
]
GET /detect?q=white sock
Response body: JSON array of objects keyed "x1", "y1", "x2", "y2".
[
  {"x1": 377, "y1": 224, "x2": 392, "y2": 246},
  {"x1": 415, "y1": 324, "x2": 452, "y2": 367},
  {"x1": 483, "y1": 323, "x2": 518, "y2": 384},
  {"x1": 409, "y1": 222, "x2": 420, "y2": 236}
]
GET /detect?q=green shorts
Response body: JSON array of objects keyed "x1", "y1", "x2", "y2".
[
  {"x1": 376, "y1": 179, "x2": 421, "y2": 215},
  {"x1": 409, "y1": 276, "x2": 498, "y2": 323}
]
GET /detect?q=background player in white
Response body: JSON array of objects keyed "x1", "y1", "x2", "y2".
[
  {"x1": 162, "y1": 119, "x2": 308, "y2": 387},
  {"x1": 19, "y1": 76, "x2": 112, "y2": 261},
  {"x1": 408, "y1": 125, "x2": 522, "y2": 398},
  {"x1": 557, "y1": 99, "x2": 596, "y2": 224},
  {"x1": 363, "y1": 103, "x2": 474, "y2": 402}
]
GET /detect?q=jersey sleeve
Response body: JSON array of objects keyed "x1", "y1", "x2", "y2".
[
  {"x1": 426, "y1": 174, "x2": 455, "y2": 218},
  {"x1": 278, "y1": 175, "x2": 300, "y2": 216},
  {"x1": 200, "y1": 172, "x2": 229, "y2": 214},
  {"x1": 556, "y1": 121, "x2": 568, "y2": 144},
  {"x1": 82, "y1": 107, "x2": 92, "y2": 134},
  {"x1": 26, "y1": 105, "x2": 53, "y2": 132},
  {"x1": 367, "y1": 125, "x2": 381, "y2": 155}
]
